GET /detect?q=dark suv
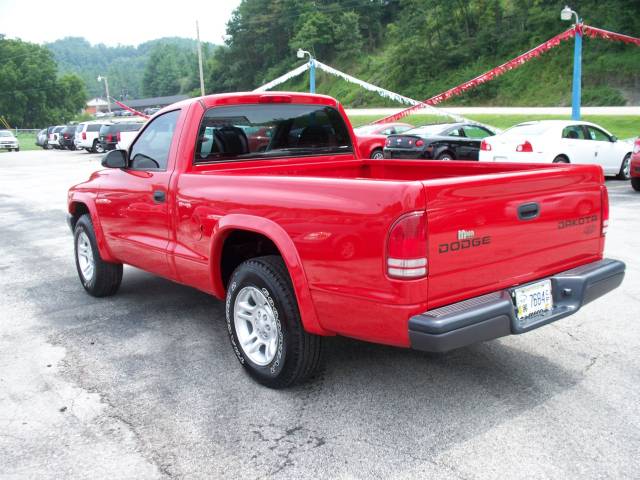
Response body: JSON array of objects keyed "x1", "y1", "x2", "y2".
[
  {"x1": 98, "y1": 123, "x2": 142, "y2": 151},
  {"x1": 59, "y1": 125, "x2": 77, "y2": 150}
]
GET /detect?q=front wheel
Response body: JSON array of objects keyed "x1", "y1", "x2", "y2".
[
  {"x1": 226, "y1": 255, "x2": 322, "y2": 388},
  {"x1": 632, "y1": 177, "x2": 640, "y2": 192},
  {"x1": 74, "y1": 214, "x2": 123, "y2": 297},
  {"x1": 617, "y1": 154, "x2": 631, "y2": 180}
]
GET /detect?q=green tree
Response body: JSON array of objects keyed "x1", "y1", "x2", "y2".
[{"x1": 0, "y1": 38, "x2": 86, "y2": 127}]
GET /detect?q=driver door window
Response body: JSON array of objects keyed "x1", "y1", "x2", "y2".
[{"x1": 130, "y1": 110, "x2": 180, "y2": 170}]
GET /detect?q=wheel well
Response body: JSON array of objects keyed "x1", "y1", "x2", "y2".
[
  {"x1": 437, "y1": 149, "x2": 455, "y2": 159},
  {"x1": 553, "y1": 154, "x2": 570, "y2": 163},
  {"x1": 220, "y1": 230, "x2": 281, "y2": 288},
  {"x1": 69, "y1": 202, "x2": 90, "y2": 229}
]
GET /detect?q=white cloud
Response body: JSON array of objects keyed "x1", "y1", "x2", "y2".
[{"x1": 0, "y1": 0, "x2": 241, "y2": 46}]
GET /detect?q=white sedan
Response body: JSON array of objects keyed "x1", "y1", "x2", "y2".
[{"x1": 479, "y1": 120, "x2": 633, "y2": 179}]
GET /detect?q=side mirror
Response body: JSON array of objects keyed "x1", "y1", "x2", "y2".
[
  {"x1": 101, "y1": 149, "x2": 127, "y2": 168},
  {"x1": 611, "y1": 135, "x2": 618, "y2": 142}
]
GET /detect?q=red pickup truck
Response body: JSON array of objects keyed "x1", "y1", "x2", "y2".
[{"x1": 67, "y1": 92, "x2": 625, "y2": 388}]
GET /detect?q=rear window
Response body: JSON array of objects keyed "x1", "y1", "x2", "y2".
[
  {"x1": 195, "y1": 104, "x2": 352, "y2": 162},
  {"x1": 503, "y1": 123, "x2": 552, "y2": 136},
  {"x1": 406, "y1": 124, "x2": 453, "y2": 136},
  {"x1": 88, "y1": 124, "x2": 103, "y2": 132}
]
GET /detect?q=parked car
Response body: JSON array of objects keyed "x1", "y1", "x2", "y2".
[
  {"x1": 74, "y1": 122, "x2": 110, "y2": 153},
  {"x1": 144, "y1": 107, "x2": 161, "y2": 116},
  {"x1": 98, "y1": 122, "x2": 143, "y2": 151},
  {"x1": 631, "y1": 138, "x2": 640, "y2": 191},
  {"x1": 384, "y1": 123, "x2": 495, "y2": 160},
  {"x1": 67, "y1": 92, "x2": 624, "y2": 388},
  {"x1": 48, "y1": 125, "x2": 65, "y2": 149},
  {"x1": 354, "y1": 122, "x2": 414, "y2": 159},
  {"x1": 0, "y1": 130, "x2": 19, "y2": 151},
  {"x1": 479, "y1": 120, "x2": 633, "y2": 179},
  {"x1": 36, "y1": 129, "x2": 48, "y2": 148},
  {"x1": 59, "y1": 125, "x2": 78, "y2": 150}
]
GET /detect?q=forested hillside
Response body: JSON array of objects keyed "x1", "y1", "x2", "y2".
[
  {"x1": 38, "y1": 0, "x2": 640, "y2": 107},
  {"x1": 47, "y1": 37, "x2": 216, "y2": 99},
  {"x1": 208, "y1": 0, "x2": 640, "y2": 106}
]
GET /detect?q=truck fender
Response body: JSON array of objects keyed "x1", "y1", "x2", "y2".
[
  {"x1": 68, "y1": 194, "x2": 118, "y2": 263},
  {"x1": 210, "y1": 214, "x2": 333, "y2": 336}
]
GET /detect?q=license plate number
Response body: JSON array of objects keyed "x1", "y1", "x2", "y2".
[{"x1": 514, "y1": 280, "x2": 553, "y2": 320}]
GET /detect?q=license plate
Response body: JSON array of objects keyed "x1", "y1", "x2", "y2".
[
  {"x1": 513, "y1": 280, "x2": 553, "y2": 320},
  {"x1": 493, "y1": 156, "x2": 508, "y2": 161}
]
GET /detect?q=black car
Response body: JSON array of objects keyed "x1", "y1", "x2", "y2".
[
  {"x1": 98, "y1": 122, "x2": 142, "y2": 151},
  {"x1": 59, "y1": 125, "x2": 77, "y2": 150},
  {"x1": 383, "y1": 123, "x2": 495, "y2": 161}
]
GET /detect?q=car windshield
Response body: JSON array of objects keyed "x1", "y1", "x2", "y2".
[
  {"x1": 405, "y1": 124, "x2": 453, "y2": 136},
  {"x1": 502, "y1": 123, "x2": 553, "y2": 136},
  {"x1": 0, "y1": 131, "x2": 13, "y2": 137},
  {"x1": 354, "y1": 125, "x2": 381, "y2": 135}
]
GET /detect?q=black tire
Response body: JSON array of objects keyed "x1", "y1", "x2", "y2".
[
  {"x1": 370, "y1": 148, "x2": 384, "y2": 159},
  {"x1": 617, "y1": 154, "x2": 631, "y2": 180},
  {"x1": 73, "y1": 214, "x2": 123, "y2": 297},
  {"x1": 15, "y1": 148, "x2": 19, "y2": 152},
  {"x1": 92, "y1": 140, "x2": 105, "y2": 154},
  {"x1": 632, "y1": 177, "x2": 640, "y2": 192},
  {"x1": 437, "y1": 151, "x2": 454, "y2": 160},
  {"x1": 226, "y1": 255, "x2": 322, "y2": 388},
  {"x1": 553, "y1": 155, "x2": 569, "y2": 163}
]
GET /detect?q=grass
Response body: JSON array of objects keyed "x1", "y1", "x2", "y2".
[{"x1": 348, "y1": 114, "x2": 640, "y2": 140}]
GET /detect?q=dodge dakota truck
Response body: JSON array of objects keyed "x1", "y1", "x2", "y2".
[{"x1": 67, "y1": 92, "x2": 625, "y2": 388}]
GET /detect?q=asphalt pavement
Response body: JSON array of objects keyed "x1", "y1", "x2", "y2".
[{"x1": 1, "y1": 149, "x2": 639, "y2": 479}]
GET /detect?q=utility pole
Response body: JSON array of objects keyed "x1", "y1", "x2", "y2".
[
  {"x1": 97, "y1": 75, "x2": 111, "y2": 115},
  {"x1": 196, "y1": 21, "x2": 206, "y2": 96}
]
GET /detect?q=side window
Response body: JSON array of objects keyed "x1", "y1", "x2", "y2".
[
  {"x1": 88, "y1": 124, "x2": 102, "y2": 132},
  {"x1": 447, "y1": 128, "x2": 463, "y2": 137},
  {"x1": 586, "y1": 126, "x2": 611, "y2": 142},
  {"x1": 380, "y1": 127, "x2": 395, "y2": 135},
  {"x1": 195, "y1": 104, "x2": 352, "y2": 162},
  {"x1": 130, "y1": 110, "x2": 180, "y2": 170},
  {"x1": 395, "y1": 125, "x2": 412, "y2": 134},
  {"x1": 463, "y1": 125, "x2": 492, "y2": 139},
  {"x1": 562, "y1": 125, "x2": 586, "y2": 140}
]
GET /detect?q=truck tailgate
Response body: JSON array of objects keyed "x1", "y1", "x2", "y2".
[{"x1": 424, "y1": 165, "x2": 605, "y2": 309}]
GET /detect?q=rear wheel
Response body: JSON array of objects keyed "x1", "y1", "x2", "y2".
[
  {"x1": 632, "y1": 178, "x2": 640, "y2": 192},
  {"x1": 226, "y1": 255, "x2": 322, "y2": 388},
  {"x1": 370, "y1": 148, "x2": 384, "y2": 160},
  {"x1": 553, "y1": 155, "x2": 569, "y2": 163},
  {"x1": 617, "y1": 154, "x2": 631, "y2": 180},
  {"x1": 92, "y1": 140, "x2": 105, "y2": 154},
  {"x1": 74, "y1": 214, "x2": 123, "y2": 297},
  {"x1": 437, "y1": 151, "x2": 454, "y2": 161}
]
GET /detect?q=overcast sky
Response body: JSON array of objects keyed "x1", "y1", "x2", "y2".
[{"x1": 0, "y1": 0, "x2": 242, "y2": 46}]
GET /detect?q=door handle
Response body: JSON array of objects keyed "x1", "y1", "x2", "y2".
[
  {"x1": 517, "y1": 202, "x2": 539, "y2": 221},
  {"x1": 153, "y1": 190, "x2": 166, "y2": 203}
]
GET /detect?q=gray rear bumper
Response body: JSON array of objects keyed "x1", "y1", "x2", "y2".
[{"x1": 409, "y1": 258, "x2": 625, "y2": 352}]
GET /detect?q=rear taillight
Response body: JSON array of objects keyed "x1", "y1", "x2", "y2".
[
  {"x1": 516, "y1": 141, "x2": 533, "y2": 152},
  {"x1": 82, "y1": 132, "x2": 86, "y2": 140},
  {"x1": 106, "y1": 134, "x2": 113, "y2": 142},
  {"x1": 117, "y1": 131, "x2": 121, "y2": 142},
  {"x1": 64, "y1": 134, "x2": 69, "y2": 139},
  {"x1": 480, "y1": 139, "x2": 492, "y2": 151},
  {"x1": 601, "y1": 185, "x2": 609, "y2": 236},
  {"x1": 386, "y1": 212, "x2": 428, "y2": 279},
  {"x1": 386, "y1": 138, "x2": 392, "y2": 147},
  {"x1": 415, "y1": 139, "x2": 424, "y2": 147}
]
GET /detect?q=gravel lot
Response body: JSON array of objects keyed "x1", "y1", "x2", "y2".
[{"x1": 1, "y1": 149, "x2": 639, "y2": 479}]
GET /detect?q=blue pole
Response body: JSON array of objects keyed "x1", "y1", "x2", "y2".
[
  {"x1": 309, "y1": 58, "x2": 316, "y2": 94},
  {"x1": 571, "y1": 23, "x2": 582, "y2": 120}
]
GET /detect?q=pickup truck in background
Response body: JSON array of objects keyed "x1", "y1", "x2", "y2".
[{"x1": 67, "y1": 92, "x2": 625, "y2": 388}]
